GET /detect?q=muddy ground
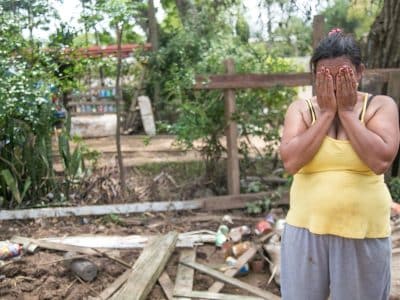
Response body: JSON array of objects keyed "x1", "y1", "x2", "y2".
[{"x1": 0, "y1": 210, "x2": 282, "y2": 300}]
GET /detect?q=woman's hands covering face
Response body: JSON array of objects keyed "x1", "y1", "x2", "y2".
[
  {"x1": 335, "y1": 66, "x2": 358, "y2": 112},
  {"x1": 315, "y1": 67, "x2": 337, "y2": 114},
  {"x1": 316, "y1": 65, "x2": 358, "y2": 114}
]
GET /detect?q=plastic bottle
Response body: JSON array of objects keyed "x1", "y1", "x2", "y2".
[
  {"x1": 225, "y1": 256, "x2": 249, "y2": 275},
  {"x1": 215, "y1": 225, "x2": 229, "y2": 247},
  {"x1": 254, "y1": 219, "x2": 272, "y2": 235},
  {"x1": 228, "y1": 225, "x2": 251, "y2": 243},
  {"x1": 0, "y1": 242, "x2": 22, "y2": 260},
  {"x1": 231, "y1": 241, "x2": 252, "y2": 257}
]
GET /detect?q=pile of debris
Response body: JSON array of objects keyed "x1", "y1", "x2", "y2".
[
  {"x1": 0, "y1": 204, "x2": 399, "y2": 299},
  {"x1": 0, "y1": 212, "x2": 286, "y2": 299}
]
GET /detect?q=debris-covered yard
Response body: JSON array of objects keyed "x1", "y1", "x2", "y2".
[{"x1": 0, "y1": 202, "x2": 399, "y2": 300}]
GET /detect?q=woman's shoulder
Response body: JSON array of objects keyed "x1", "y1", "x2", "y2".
[
  {"x1": 366, "y1": 93, "x2": 397, "y2": 109},
  {"x1": 363, "y1": 93, "x2": 398, "y2": 122}
]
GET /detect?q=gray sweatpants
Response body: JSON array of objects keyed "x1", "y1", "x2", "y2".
[{"x1": 280, "y1": 224, "x2": 391, "y2": 300}]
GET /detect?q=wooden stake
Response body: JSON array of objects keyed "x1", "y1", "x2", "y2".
[{"x1": 224, "y1": 58, "x2": 240, "y2": 195}]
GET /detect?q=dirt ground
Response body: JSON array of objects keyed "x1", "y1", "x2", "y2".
[
  {"x1": 0, "y1": 210, "x2": 282, "y2": 300},
  {"x1": 52, "y1": 134, "x2": 271, "y2": 170}
]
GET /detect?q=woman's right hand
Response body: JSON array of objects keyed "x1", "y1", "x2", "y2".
[{"x1": 316, "y1": 67, "x2": 337, "y2": 114}]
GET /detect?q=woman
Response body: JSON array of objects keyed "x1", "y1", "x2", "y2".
[{"x1": 279, "y1": 29, "x2": 399, "y2": 300}]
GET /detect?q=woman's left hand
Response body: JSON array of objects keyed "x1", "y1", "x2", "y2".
[{"x1": 335, "y1": 66, "x2": 358, "y2": 112}]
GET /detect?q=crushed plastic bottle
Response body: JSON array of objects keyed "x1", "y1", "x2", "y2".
[
  {"x1": 254, "y1": 219, "x2": 273, "y2": 235},
  {"x1": 215, "y1": 225, "x2": 229, "y2": 247},
  {"x1": 0, "y1": 242, "x2": 22, "y2": 260},
  {"x1": 228, "y1": 225, "x2": 251, "y2": 243}
]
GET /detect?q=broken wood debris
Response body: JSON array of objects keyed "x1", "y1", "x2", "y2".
[
  {"x1": 173, "y1": 249, "x2": 196, "y2": 300},
  {"x1": 157, "y1": 271, "x2": 174, "y2": 300},
  {"x1": 34, "y1": 230, "x2": 216, "y2": 248},
  {"x1": 174, "y1": 290, "x2": 264, "y2": 300},
  {"x1": 208, "y1": 245, "x2": 258, "y2": 293},
  {"x1": 109, "y1": 231, "x2": 178, "y2": 300},
  {"x1": 180, "y1": 260, "x2": 280, "y2": 300}
]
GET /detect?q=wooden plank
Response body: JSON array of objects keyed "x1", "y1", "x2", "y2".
[
  {"x1": 173, "y1": 249, "x2": 196, "y2": 300},
  {"x1": 98, "y1": 267, "x2": 132, "y2": 300},
  {"x1": 193, "y1": 69, "x2": 396, "y2": 90},
  {"x1": 224, "y1": 59, "x2": 240, "y2": 195},
  {"x1": 175, "y1": 290, "x2": 263, "y2": 300},
  {"x1": 158, "y1": 271, "x2": 174, "y2": 300},
  {"x1": 40, "y1": 232, "x2": 215, "y2": 249},
  {"x1": 0, "y1": 199, "x2": 203, "y2": 220},
  {"x1": 194, "y1": 72, "x2": 312, "y2": 90},
  {"x1": 181, "y1": 261, "x2": 280, "y2": 300},
  {"x1": 11, "y1": 236, "x2": 98, "y2": 255},
  {"x1": 208, "y1": 246, "x2": 258, "y2": 293},
  {"x1": 0, "y1": 193, "x2": 269, "y2": 220},
  {"x1": 111, "y1": 232, "x2": 178, "y2": 300},
  {"x1": 203, "y1": 192, "x2": 268, "y2": 210}
]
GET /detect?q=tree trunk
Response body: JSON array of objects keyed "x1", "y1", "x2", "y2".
[
  {"x1": 365, "y1": 0, "x2": 400, "y2": 178},
  {"x1": 115, "y1": 25, "x2": 127, "y2": 200},
  {"x1": 365, "y1": 0, "x2": 400, "y2": 68}
]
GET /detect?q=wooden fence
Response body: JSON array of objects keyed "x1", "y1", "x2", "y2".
[{"x1": 194, "y1": 15, "x2": 400, "y2": 195}]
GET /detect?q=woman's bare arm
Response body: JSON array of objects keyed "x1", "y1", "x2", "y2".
[
  {"x1": 279, "y1": 100, "x2": 335, "y2": 174},
  {"x1": 339, "y1": 95, "x2": 400, "y2": 174}
]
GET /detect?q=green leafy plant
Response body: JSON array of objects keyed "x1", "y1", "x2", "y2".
[
  {"x1": 101, "y1": 213, "x2": 124, "y2": 225},
  {"x1": 0, "y1": 169, "x2": 31, "y2": 205},
  {"x1": 389, "y1": 177, "x2": 400, "y2": 203},
  {"x1": 246, "y1": 196, "x2": 272, "y2": 215}
]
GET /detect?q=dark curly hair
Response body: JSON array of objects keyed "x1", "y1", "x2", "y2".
[{"x1": 310, "y1": 30, "x2": 362, "y2": 74}]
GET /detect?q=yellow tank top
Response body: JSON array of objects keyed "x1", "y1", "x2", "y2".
[{"x1": 286, "y1": 94, "x2": 392, "y2": 239}]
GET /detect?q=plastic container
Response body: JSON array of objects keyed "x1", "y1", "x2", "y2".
[
  {"x1": 228, "y1": 225, "x2": 251, "y2": 243},
  {"x1": 254, "y1": 219, "x2": 272, "y2": 235},
  {"x1": 225, "y1": 256, "x2": 249, "y2": 275},
  {"x1": 232, "y1": 241, "x2": 252, "y2": 257},
  {"x1": 215, "y1": 225, "x2": 229, "y2": 247},
  {"x1": 0, "y1": 242, "x2": 22, "y2": 260}
]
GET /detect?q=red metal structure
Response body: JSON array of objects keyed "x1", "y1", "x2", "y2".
[{"x1": 67, "y1": 43, "x2": 152, "y2": 58}]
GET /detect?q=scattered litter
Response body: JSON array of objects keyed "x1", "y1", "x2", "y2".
[
  {"x1": 229, "y1": 225, "x2": 251, "y2": 243},
  {"x1": 0, "y1": 241, "x2": 22, "y2": 260},
  {"x1": 255, "y1": 219, "x2": 273, "y2": 235},
  {"x1": 215, "y1": 225, "x2": 229, "y2": 247},
  {"x1": 222, "y1": 214, "x2": 234, "y2": 224}
]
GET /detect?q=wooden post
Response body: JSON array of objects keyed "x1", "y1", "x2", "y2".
[
  {"x1": 224, "y1": 59, "x2": 240, "y2": 195},
  {"x1": 312, "y1": 15, "x2": 325, "y2": 50},
  {"x1": 312, "y1": 15, "x2": 325, "y2": 95},
  {"x1": 387, "y1": 71, "x2": 400, "y2": 177}
]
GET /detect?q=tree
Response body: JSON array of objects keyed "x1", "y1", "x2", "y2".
[
  {"x1": 0, "y1": 7, "x2": 58, "y2": 207},
  {"x1": 365, "y1": 0, "x2": 400, "y2": 68}
]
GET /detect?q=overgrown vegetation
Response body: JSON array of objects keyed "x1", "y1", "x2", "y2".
[{"x1": 0, "y1": 0, "x2": 396, "y2": 208}]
